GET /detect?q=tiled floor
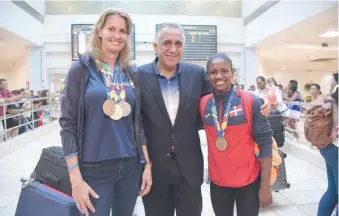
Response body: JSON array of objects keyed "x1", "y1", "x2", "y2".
[{"x1": 0, "y1": 128, "x2": 329, "y2": 216}]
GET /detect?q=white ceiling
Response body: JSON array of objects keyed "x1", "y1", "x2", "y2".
[
  {"x1": 45, "y1": 1, "x2": 242, "y2": 17},
  {"x1": 257, "y1": 6, "x2": 338, "y2": 72}
]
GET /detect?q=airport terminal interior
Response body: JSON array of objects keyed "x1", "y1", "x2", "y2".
[{"x1": 0, "y1": 1, "x2": 338, "y2": 216}]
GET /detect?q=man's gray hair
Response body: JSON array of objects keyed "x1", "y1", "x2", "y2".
[{"x1": 155, "y1": 22, "x2": 185, "y2": 43}]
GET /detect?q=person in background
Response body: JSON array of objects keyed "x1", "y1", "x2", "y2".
[
  {"x1": 232, "y1": 70, "x2": 239, "y2": 87},
  {"x1": 267, "y1": 77, "x2": 281, "y2": 97},
  {"x1": 309, "y1": 84, "x2": 324, "y2": 106},
  {"x1": 36, "y1": 90, "x2": 50, "y2": 127},
  {"x1": 266, "y1": 77, "x2": 286, "y2": 111},
  {"x1": 248, "y1": 85, "x2": 256, "y2": 92},
  {"x1": 20, "y1": 88, "x2": 26, "y2": 94},
  {"x1": 0, "y1": 79, "x2": 30, "y2": 102},
  {"x1": 30, "y1": 90, "x2": 34, "y2": 97},
  {"x1": 289, "y1": 80, "x2": 298, "y2": 89},
  {"x1": 137, "y1": 22, "x2": 271, "y2": 216},
  {"x1": 285, "y1": 83, "x2": 302, "y2": 110},
  {"x1": 284, "y1": 80, "x2": 302, "y2": 101},
  {"x1": 266, "y1": 77, "x2": 278, "y2": 88},
  {"x1": 284, "y1": 83, "x2": 302, "y2": 138},
  {"x1": 317, "y1": 73, "x2": 338, "y2": 216},
  {"x1": 59, "y1": 8, "x2": 151, "y2": 216},
  {"x1": 40, "y1": 90, "x2": 50, "y2": 105},
  {"x1": 255, "y1": 76, "x2": 270, "y2": 97},
  {"x1": 278, "y1": 84, "x2": 284, "y2": 92},
  {"x1": 200, "y1": 53, "x2": 273, "y2": 216}
]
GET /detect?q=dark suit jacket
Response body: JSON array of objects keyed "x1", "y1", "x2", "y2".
[{"x1": 137, "y1": 61, "x2": 211, "y2": 187}]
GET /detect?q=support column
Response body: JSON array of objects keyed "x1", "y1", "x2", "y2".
[
  {"x1": 27, "y1": 46, "x2": 43, "y2": 93},
  {"x1": 243, "y1": 47, "x2": 262, "y2": 88},
  {"x1": 41, "y1": 48, "x2": 48, "y2": 90}
]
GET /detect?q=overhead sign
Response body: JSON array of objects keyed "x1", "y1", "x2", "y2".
[
  {"x1": 156, "y1": 24, "x2": 217, "y2": 60},
  {"x1": 71, "y1": 24, "x2": 136, "y2": 61}
]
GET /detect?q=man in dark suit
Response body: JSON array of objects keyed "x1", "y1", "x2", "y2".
[
  {"x1": 137, "y1": 22, "x2": 269, "y2": 216},
  {"x1": 137, "y1": 22, "x2": 209, "y2": 216}
]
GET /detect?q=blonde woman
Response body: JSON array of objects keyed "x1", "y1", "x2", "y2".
[{"x1": 59, "y1": 8, "x2": 152, "y2": 216}]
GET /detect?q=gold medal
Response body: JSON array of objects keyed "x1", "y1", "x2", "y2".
[
  {"x1": 216, "y1": 137, "x2": 227, "y2": 151},
  {"x1": 119, "y1": 101, "x2": 131, "y2": 117},
  {"x1": 110, "y1": 104, "x2": 123, "y2": 120},
  {"x1": 102, "y1": 100, "x2": 116, "y2": 117}
]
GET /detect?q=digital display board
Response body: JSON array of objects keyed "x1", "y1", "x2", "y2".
[
  {"x1": 156, "y1": 24, "x2": 217, "y2": 60},
  {"x1": 71, "y1": 24, "x2": 136, "y2": 61}
]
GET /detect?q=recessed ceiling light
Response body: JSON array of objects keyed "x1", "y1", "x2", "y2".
[
  {"x1": 281, "y1": 68, "x2": 286, "y2": 70},
  {"x1": 309, "y1": 56, "x2": 315, "y2": 59},
  {"x1": 319, "y1": 31, "x2": 339, "y2": 38},
  {"x1": 269, "y1": 54, "x2": 274, "y2": 57},
  {"x1": 332, "y1": 69, "x2": 337, "y2": 72}
]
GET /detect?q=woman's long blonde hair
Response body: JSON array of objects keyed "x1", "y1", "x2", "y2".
[{"x1": 90, "y1": 8, "x2": 132, "y2": 70}]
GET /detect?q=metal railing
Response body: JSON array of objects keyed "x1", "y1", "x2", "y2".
[
  {"x1": 281, "y1": 100, "x2": 313, "y2": 147},
  {"x1": 0, "y1": 95, "x2": 60, "y2": 142}
]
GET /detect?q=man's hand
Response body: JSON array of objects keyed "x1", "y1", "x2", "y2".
[
  {"x1": 259, "y1": 96, "x2": 270, "y2": 116},
  {"x1": 140, "y1": 164, "x2": 152, "y2": 196},
  {"x1": 258, "y1": 186, "x2": 273, "y2": 208}
]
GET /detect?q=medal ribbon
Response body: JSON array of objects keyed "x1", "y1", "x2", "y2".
[
  {"x1": 99, "y1": 61, "x2": 126, "y2": 103},
  {"x1": 210, "y1": 90, "x2": 236, "y2": 138}
]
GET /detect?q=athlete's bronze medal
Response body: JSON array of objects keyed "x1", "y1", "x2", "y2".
[
  {"x1": 119, "y1": 101, "x2": 131, "y2": 117},
  {"x1": 101, "y1": 61, "x2": 130, "y2": 121},
  {"x1": 211, "y1": 91, "x2": 237, "y2": 152},
  {"x1": 110, "y1": 104, "x2": 123, "y2": 120},
  {"x1": 102, "y1": 100, "x2": 116, "y2": 117},
  {"x1": 216, "y1": 137, "x2": 227, "y2": 151}
]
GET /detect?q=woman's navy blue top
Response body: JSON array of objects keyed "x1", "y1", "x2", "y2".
[{"x1": 82, "y1": 62, "x2": 137, "y2": 162}]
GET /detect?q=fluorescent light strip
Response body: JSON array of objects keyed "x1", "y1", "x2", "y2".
[{"x1": 319, "y1": 31, "x2": 339, "y2": 38}]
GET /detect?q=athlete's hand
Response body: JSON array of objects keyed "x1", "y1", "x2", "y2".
[
  {"x1": 72, "y1": 180, "x2": 99, "y2": 216},
  {"x1": 258, "y1": 186, "x2": 273, "y2": 208}
]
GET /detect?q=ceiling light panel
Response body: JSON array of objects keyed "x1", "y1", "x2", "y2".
[{"x1": 320, "y1": 31, "x2": 339, "y2": 38}]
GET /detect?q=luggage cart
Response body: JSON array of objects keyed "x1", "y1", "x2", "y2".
[{"x1": 271, "y1": 149, "x2": 291, "y2": 192}]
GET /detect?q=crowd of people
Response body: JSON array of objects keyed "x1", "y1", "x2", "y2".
[{"x1": 0, "y1": 79, "x2": 56, "y2": 141}]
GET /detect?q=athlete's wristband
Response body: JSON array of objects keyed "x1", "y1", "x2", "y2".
[{"x1": 68, "y1": 163, "x2": 79, "y2": 170}]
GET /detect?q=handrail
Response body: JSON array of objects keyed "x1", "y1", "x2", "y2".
[
  {"x1": 283, "y1": 100, "x2": 311, "y2": 106},
  {"x1": 0, "y1": 95, "x2": 60, "y2": 142}
]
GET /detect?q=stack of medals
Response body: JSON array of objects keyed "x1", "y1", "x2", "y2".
[
  {"x1": 211, "y1": 95, "x2": 233, "y2": 152},
  {"x1": 101, "y1": 61, "x2": 132, "y2": 120}
]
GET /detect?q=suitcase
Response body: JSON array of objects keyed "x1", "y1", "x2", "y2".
[
  {"x1": 271, "y1": 150, "x2": 291, "y2": 192},
  {"x1": 268, "y1": 110, "x2": 285, "y2": 147},
  {"x1": 15, "y1": 179, "x2": 78, "y2": 216},
  {"x1": 31, "y1": 146, "x2": 72, "y2": 196}
]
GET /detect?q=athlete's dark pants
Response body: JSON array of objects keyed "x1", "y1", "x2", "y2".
[{"x1": 210, "y1": 177, "x2": 260, "y2": 216}]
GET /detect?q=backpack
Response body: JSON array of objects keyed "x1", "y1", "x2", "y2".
[
  {"x1": 304, "y1": 105, "x2": 333, "y2": 149},
  {"x1": 237, "y1": 90, "x2": 282, "y2": 185}
]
